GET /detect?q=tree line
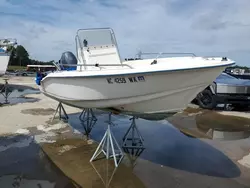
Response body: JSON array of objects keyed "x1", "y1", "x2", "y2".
[{"x1": 6, "y1": 45, "x2": 54, "y2": 67}]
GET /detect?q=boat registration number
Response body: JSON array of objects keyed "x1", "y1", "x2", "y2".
[{"x1": 106, "y1": 76, "x2": 145, "y2": 84}]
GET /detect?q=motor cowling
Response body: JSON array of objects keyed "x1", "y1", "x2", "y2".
[{"x1": 60, "y1": 51, "x2": 77, "y2": 70}]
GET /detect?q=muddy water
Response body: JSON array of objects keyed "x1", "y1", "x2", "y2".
[
  {"x1": 0, "y1": 134, "x2": 76, "y2": 188},
  {"x1": 68, "y1": 111, "x2": 241, "y2": 179},
  {"x1": 42, "y1": 138, "x2": 146, "y2": 188},
  {"x1": 169, "y1": 107, "x2": 250, "y2": 140},
  {"x1": 0, "y1": 85, "x2": 40, "y2": 105}
]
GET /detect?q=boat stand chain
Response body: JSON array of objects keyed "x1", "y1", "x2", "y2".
[
  {"x1": 122, "y1": 116, "x2": 144, "y2": 149},
  {"x1": 79, "y1": 108, "x2": 97, "y2": 138},
  {"x1": 51, "y1": 102, "x2": 68, "y2": 122},
  {"x1": 90, "y1": 112, "x2": 124, "y2": 167},
  {"x1": 0, "y1": 78, "x2": 12, "y2": 104}
]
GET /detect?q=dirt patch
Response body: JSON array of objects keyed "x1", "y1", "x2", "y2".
[
  {"x1": 21, "y1": 108, "x2": 55, "y2": 116},
  {"x1": 196, "y1": 111, "x2": 250, "y2": 132},
  {"x1": 42, "y1": 138, "x2": 146, "y2": 188}
]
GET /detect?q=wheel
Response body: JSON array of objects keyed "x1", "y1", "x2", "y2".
[{"x1": 196, "y1": 89, "x2": 217, "y2": 109}]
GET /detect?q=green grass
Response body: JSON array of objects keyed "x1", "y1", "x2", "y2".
[{"x1": 7, "y1": 65, "x2": 26, "y2": 71}]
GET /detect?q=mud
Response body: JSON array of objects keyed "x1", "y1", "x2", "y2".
[
  {"x1": 169, "y1": 107, "x2": 250, "y2": 139},
  {"x1": 196, "y1": 111, "x2": 250, "y2": 132},
  {"x1": 42, "y1": 138, "x2": 146, "y2": 188}
]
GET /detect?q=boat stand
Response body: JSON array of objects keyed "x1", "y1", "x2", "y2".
[
  {"x1": 79, "y1": 108, "x2": 97, "y2": 122},
  {"x1": 90, "y1": 159, "x2": 118, "y2": 188},
  {"x1": 79, "y1": 109, "x2": 97, "y2": 138},
  {"x1": 90, "y1": 113, "x2": 124, "y2": 167},
  {"x1": 0, "y1": 78, "x2": 12, "y2": 104},
  {"x1": 122, "y1": 116, "x2": 144, "y2": 149},
  {"x1": 51, "y1": 102, "x2": 68, "y2": 122},
  {"x1": 123, "y1": 147, "x2": 145, "y2": 168}
]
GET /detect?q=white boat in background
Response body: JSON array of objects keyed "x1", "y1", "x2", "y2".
[
  {"x1": 39, "y1": 28, "x2": 235, "y2": 117},
  {"x1": 0, "y1": 38, "x2": 17, "y2": 76}
]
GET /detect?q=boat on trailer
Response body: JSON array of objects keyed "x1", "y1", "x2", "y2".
[
  {"x1": 39, "y1": 28, "x2": 235, "y2": 117},
  {"x1": 0, "y1": 38, "x2": 17, "y2": 76}
]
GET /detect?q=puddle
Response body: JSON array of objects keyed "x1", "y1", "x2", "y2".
[
  {"x1": 0, "y1": 87, "x2": 40, "y2": 105},
  {"x1": 21, "y1": 108, "x2": 55, "y2": 116},
  {"x1": 169, "y1": 108, "x2": 250, "y2": 140},
  {"x1": 0, "y1": 135, "x2": 33, "y2": 152},
  {"x1": 0, "y1": 175, "x2": 55, "y2": 188},
  {"x1": 67, "y1": 111, "x2": 241, "y2": 178},
  {"x1": 195, "y1": 111, "x2": 250, "y2": 140},
  {"x1": 0, "y1": 134, "x2": 76, "y2": 187},
  {"x1": 42, "y1": 138, "x2": 146, "y2": 188}
]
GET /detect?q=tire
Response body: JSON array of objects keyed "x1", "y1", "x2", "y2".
[{"x1": 196, "y1": 89, "x2": 217, "y2": 109}]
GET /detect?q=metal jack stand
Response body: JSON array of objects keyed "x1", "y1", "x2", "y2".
[
  {"x1": 124, "y1": 147, "x2": 145, "y2": 168},
  {"x1": 90, "y1": 113, "x2": 124, "y2": 167},
  {"x1": 51, "y1": 102, "x2": 68, "y2": 122},
  {"x1": 90, "y1": 159, "x2": 118, "y2": 188},
  {"x1": 79, "y1": 109, "x2": 97, "y2": 138},
  {"x1": 79, "y1": 108, "x2": 97, "y2": 122},
  {"x1": 0, "y1": 78, "x2": 12, "y2": 104},
  {"x1": 122, "y1": 116, "x2": 144, "y2": 149}
]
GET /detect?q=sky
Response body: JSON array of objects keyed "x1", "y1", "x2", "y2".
[{"x1": 0, "y1": 0, "x2": 249, "y2": 66}]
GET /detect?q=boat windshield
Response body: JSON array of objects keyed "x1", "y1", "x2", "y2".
[{"x1": 77, "y1": 28, "x2": 116, "y2": 47}]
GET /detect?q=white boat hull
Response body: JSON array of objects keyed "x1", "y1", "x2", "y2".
[
  {"x1": 41, "y1": 65, "x2": 228, "y2": 114},
  {"x1": 39, "y1": 28, "x2": 235, "y2": 117},
  {"x1": 0, "y1": 54, "x2": 10, "y2": 76}
]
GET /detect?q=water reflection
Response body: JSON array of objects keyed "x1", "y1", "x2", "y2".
[
  {"x1": 69, "y1": 110, "x2": 240, "y2": 178},
  {"x1": 90, "y1": 160, "x2": 118, "y2": 188},
  {"x1": 172, "y1": 110, "x2": 250, "y2": 140},
  {"x1": 0, "y1": 87, "x2": 40, "y2": 105},
  {"x1": 90, "y1": 146, "x2": 145, "y2": 188},
  {"x1": 123, "y1": 147, "x2": 145, "y2": 168},
  {"x1": 79, "y1": 109, "x2": 98, "y2": 138},
  {"x1": 0, "y1": 134, "x2": 74, "y2": 187}
]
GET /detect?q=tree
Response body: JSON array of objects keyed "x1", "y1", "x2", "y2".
[
  {"x1": 6, "y1": 44, "x2": 56, "y2": 71},
  {"x1": 7, "y1": 46, "x2": 17, "y2": 66},
  {"x1": 15, "y1": 45, "x2": 30, "y2": 66}
]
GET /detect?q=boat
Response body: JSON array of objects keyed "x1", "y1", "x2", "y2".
[
  {"x1": 38, "y1": 28, "x2": 235, "y2": 117},
  {"x1": 0, "y1": 38, "x2": 17, "y2": 76}
]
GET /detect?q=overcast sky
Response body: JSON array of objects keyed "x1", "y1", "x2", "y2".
[{"x1": 0, "y1": 0, "x2": 249, "y2": 65}]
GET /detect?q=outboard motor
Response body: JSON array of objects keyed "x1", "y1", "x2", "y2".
[{"x1": 60, "y1": 51, "x2": 77, "y2": 71}]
